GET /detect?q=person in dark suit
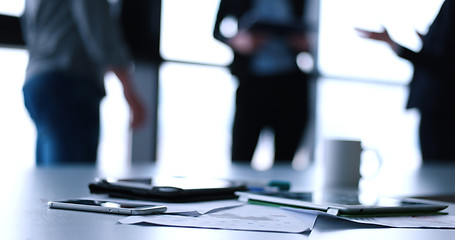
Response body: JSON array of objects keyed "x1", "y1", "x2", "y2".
[
  {"x1": 356, "y1": 0, "x2": 455, "y2": 162},
  {"x1": 213, "y1": 0, "x2": 311, "y2": 163}
]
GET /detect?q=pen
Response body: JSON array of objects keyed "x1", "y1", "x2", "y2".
[{"x1": 246, "y1": 180, "x2": 291, "y2": 192}]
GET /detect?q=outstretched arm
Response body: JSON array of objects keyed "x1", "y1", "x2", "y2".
[
  {"x1": 355, "y1": 27, "x2": 401, "y2": 54},
  {"x1": 355, "y1": 27, "x2": 455, "y2": 71}
]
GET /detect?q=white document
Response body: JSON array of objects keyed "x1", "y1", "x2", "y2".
[
  {"x1": 283, "y1": 207, "x2": 455, "y2": 229},
  {"x1": 119, "y1": 204, "x2": 317, "y2": 233}
]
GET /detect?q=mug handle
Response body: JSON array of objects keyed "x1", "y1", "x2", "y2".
[{"x1": 360, "y1": 147, "x2": 382, "y2": 178}]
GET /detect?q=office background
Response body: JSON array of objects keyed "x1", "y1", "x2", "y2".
[{"x1": 0, "y1": 0, "x2": 444, "y2": 171}]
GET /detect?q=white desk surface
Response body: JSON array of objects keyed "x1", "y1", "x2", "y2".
[{"x1": 2, "y1": 161, "x2": 455, "y2": 240}]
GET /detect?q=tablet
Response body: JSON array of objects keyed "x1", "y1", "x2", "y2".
[
  {"x1": 238, "y1": 13, "x2": 306, "y2": 36},
  {"x1": 89, "y1": 176, "x2": 248, "y2": 202},
  {"x1": 236, "y1": 191, "x2": 448, "y2": 217}
]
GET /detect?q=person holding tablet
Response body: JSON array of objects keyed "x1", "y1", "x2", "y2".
[{"x1": 213, "y1": 0, "x2": 312, "y2": 164}]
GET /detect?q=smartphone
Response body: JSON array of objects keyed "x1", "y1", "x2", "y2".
[{"x1": 47, "y1": 199, "x2": 167, "y2": 215}]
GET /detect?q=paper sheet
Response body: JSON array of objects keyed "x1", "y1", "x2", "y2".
[
  {"x1": 342, "y1": 215, "x2": 455, "y2": 228},
  {"x1": 119, "y1": 204, "x2": 317, "y2": 233},
  {"x1": 283, "y1": 207, "x2": 455, "y2": 229}
]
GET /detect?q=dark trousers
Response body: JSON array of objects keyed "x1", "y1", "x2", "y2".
[
  {"x1": 23, "y1": 71, "x2": 103, "y2": 166},
  {"x1": 231, "y1": 71, "x2": 309, "y2": 163},
  {"x1": 419, "y1": 109, "x2": 455, "y2": 162}
]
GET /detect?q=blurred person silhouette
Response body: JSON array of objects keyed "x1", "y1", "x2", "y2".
[
  {"x1": 214, "y1": 0, "x2": 312, "y2": 163},
  {"x1": 21, "y1": 0, "x2": 145, "y2": 166},
  {"x1": 356, "y1": 0, "x2": 455, "y2": 162}
]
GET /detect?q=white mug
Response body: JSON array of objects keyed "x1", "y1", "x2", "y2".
[{"x1": 321, "y1": 139, "x2": 381, "y2": 191}]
